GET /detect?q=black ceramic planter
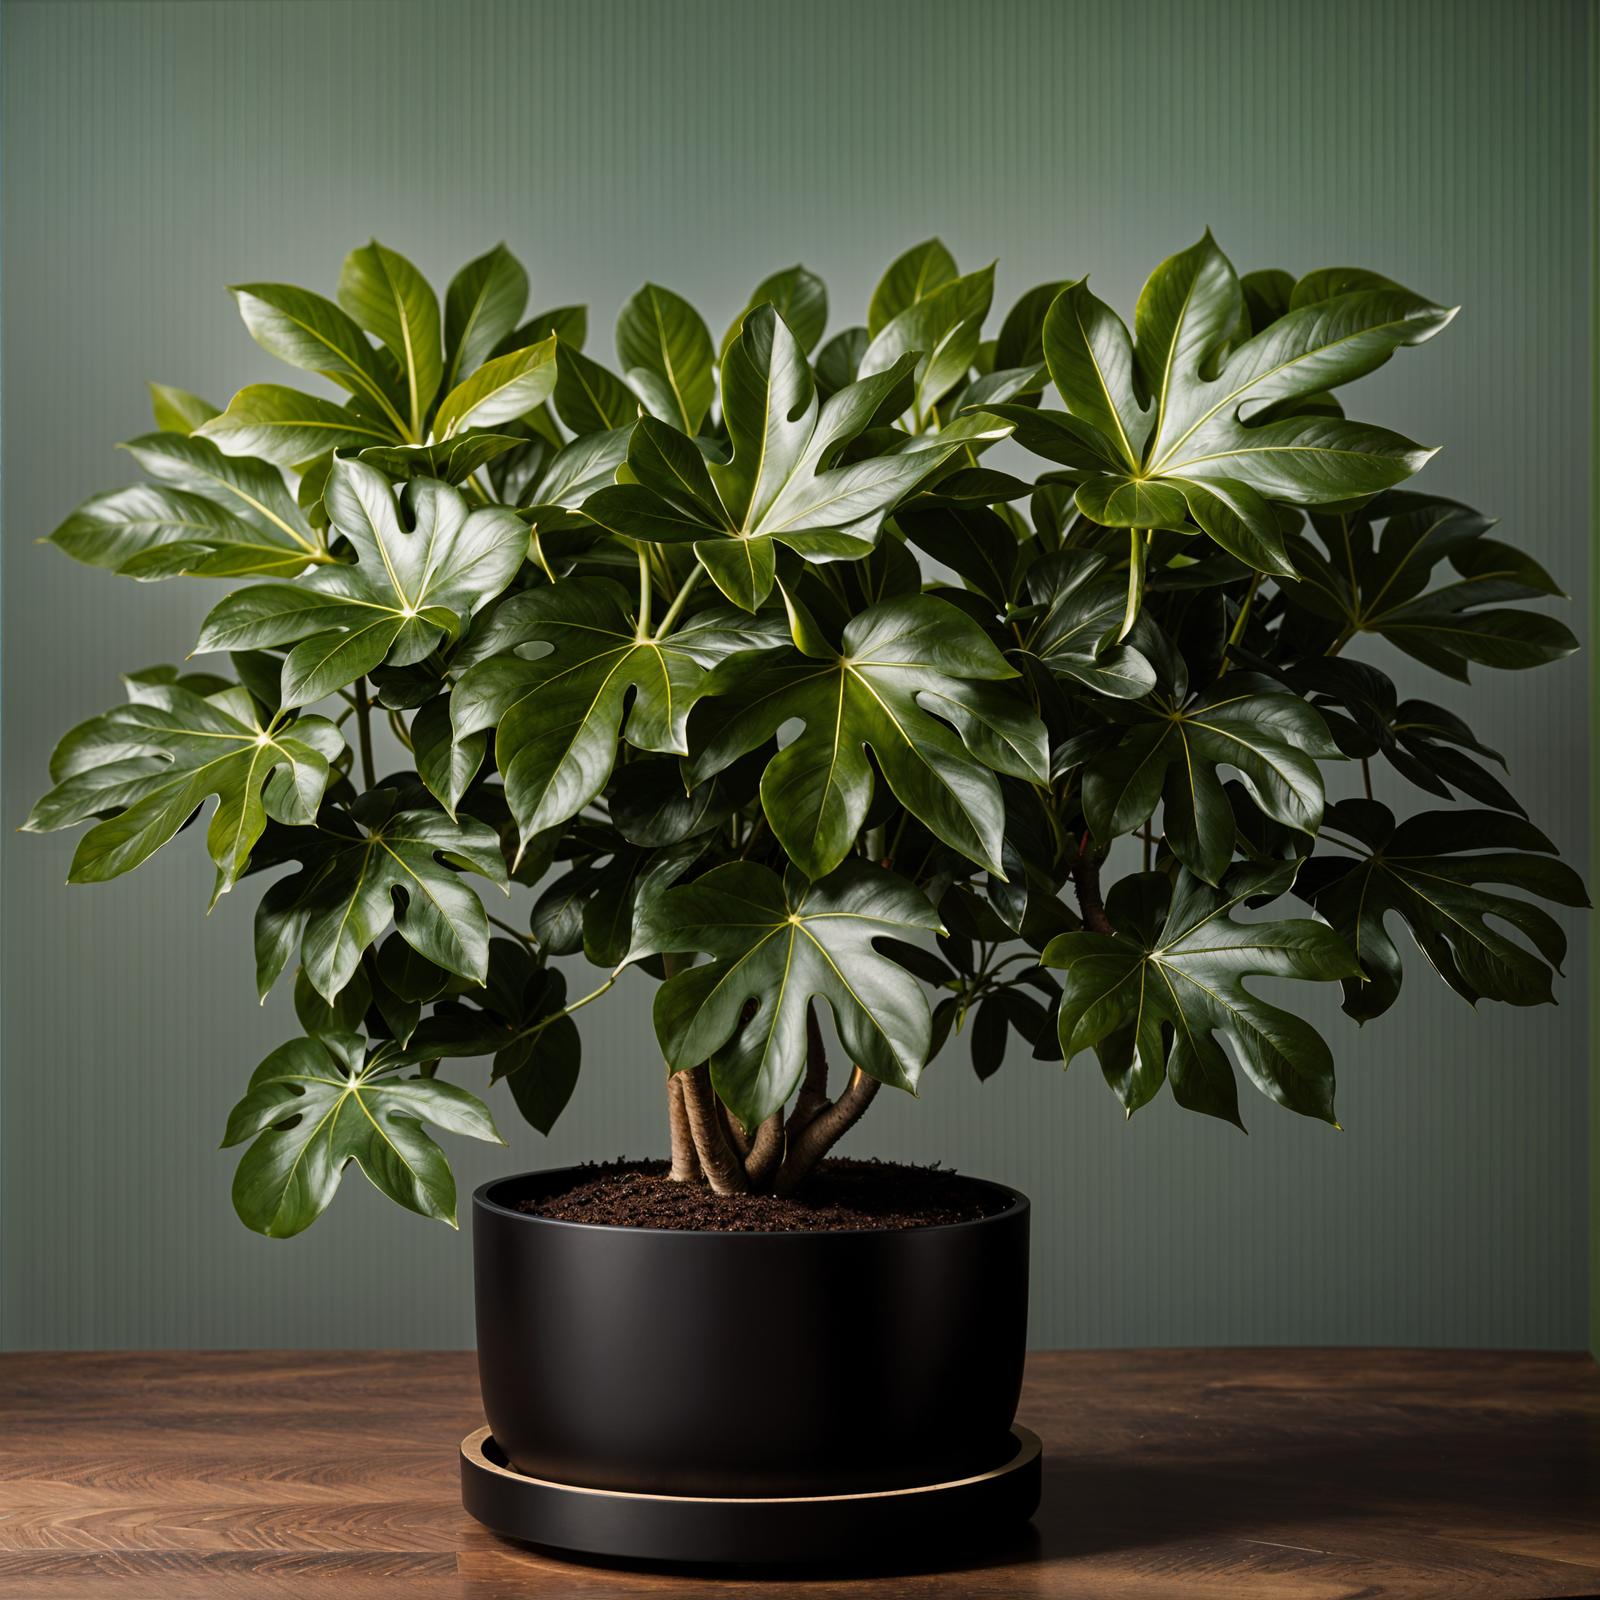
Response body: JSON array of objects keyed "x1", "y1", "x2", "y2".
[{"x1": 465, "y1": 1164, "x2": 1035, "y2": 1560}]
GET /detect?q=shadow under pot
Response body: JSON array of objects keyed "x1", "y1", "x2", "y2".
[{"x1": 472, "y1": 1166, "x2": 1031, "y2": 1498}]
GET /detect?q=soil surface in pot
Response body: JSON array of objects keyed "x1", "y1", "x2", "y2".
[{"x1": 516, "y1": 1158, "x2": 1004, "y2": 1231}]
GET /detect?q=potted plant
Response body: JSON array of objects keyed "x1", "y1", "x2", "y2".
[{"x1": 28, "y1": 232, "x2": 1583, "y2": 1561}]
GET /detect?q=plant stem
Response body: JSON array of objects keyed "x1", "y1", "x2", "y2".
[
  {"x1": 677, "y1": 1063, "x2": 749, "y2": 1194},
  {"x1": 653, "y1": 564, "x2": 706, "y2": 638},
  {"x1": 353, "y1": 679, "x2": 377, "y2": 792},
  {"x1": 774, "y1": 1066, "x2": 879, "y2": 1195},
  {"x1": 1217, "y1": 570, "x2": 1262, "y2": 676},
  {"x1": 1362, "y1": 757, "x2": 1374, "y2": 801},
  {"x1": 666, "y1": 1074, "x2": 702, "y2": 1184},
  {"x1": 633, "y1": 541, "x2": 653, "y2": 636},
  {"x1": 1118, "y1": 529, "x2": 1147, "y2": 642},
  {"x1": 487, "y1": 913, "x2": 537, "y2": 946},
  {"x1": 1070, "y1": 838, "x2": 1115, "y2": 934},
  {"x1": 1325, "y1": 624, "x2": 1357, "y2": 658}
]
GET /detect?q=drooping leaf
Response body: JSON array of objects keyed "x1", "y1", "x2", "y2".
[
  {"x1": 1295, "y1": 800, "x2": 1588, "y2": 1021},
  {"x1": 1080, "y1": 664, "x2": 1336, "y2": 883},
  {"x1": 194, "y1": 460, "x2": 526, "y2": 707},
  {"x1": 685, "y1": 593, "x2": 1046, "y2": 879},
  {"x1": 221, "y1": 1030, "x2": 502, "y2": 1236},
  {"x1": 24, "y1": 681, "x2": 342, "y2": 898},
  {"x1": 1043, "y1": 864, "x2": 1360, "y2": 1128},
  {"x1": 1284, "y1": 491, "x2": 1577, "y2": 681},
  {"x1": 627, "y1": 859, "x2": 943, "y2": 1128},
  {"x1": 1015, "y1": 548, "x2": 1158, "y2": 699}
]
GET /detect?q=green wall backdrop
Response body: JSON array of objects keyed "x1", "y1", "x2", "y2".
[{"x1": 2, "y1": 0, "x2": 1591, "y2": 1351}]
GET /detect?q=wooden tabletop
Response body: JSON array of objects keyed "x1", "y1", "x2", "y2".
[{"x1": 1, "y1": 1347, "x2": 1595, "y2": 1598}]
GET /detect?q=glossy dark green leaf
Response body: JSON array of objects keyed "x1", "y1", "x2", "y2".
[
  {"x1": 1042, "y1": 280, "x2": 1152, "y2": 471},
  {"x1": 221, "y1": 1030, "x2": 502, "y2": 1236},
  {"x1": 1081, "y1": 673, "x2": 1335, "y2": 883},
  {"x1": 1289, "y1": 491, "x2": 1577, "y2": 680},
  {"x1": 721, "y1": 265, "x2": 828, "y2": 358},
  {"x1": 338, "y1": 241, "x2": 443, "y2": 436},
  {"x1": 492, "y1": 304, "x2": 588, "y2": 358},
  {"x1": 970, "y1": 997, "x2": 1008, "y2": 1080},
  {"x1": 995, "y1": 282, "x2": 1068, "y2": 371},
  {"x1": 294, "y1": 964, "x2": 371, "y2": 1037},
  {"x1": 195, "y1": 384, "x2": 396, "y2": 465},
  {"x1": 195, "y1": 462, "x2": 526, "y2": 707},
  {"x1": 357, "y1": 432, "x2": 524, "y2": 488},
  {"x1": 228, "y1": 282, "x2": 408, "y2": 434},
  {"x1": 24, "y1": 681, "x2": 341, "y2": 897},
  {"x1": 1296, "y1": 801, "x2": 1588, "y2": 1021},
  {"x1": 617, "y1": 283, "x2": 715, "y2": 435},
  {"x1": 814, "y1": 327, "x2": 867, "y2": 397},
  {"x1": 445, "y1": 243, "x2": 530, "y2": 388},
  {"x1": 376, "y1": 930, "x2": 453, "y2": 1004},
  {"x1": 451, "y1": 580, "x2": 784, "y2": 843},
  {"x1": 1016, "y1": 548, "x2": 1158, "y2": 699},
  {"x1": 860, "y1": 265, "x2": 995, "y2": 417},
  {"x1": 867, "y1": 239, "x2": 958, "y2": 340},
  {"x1": 489, "y1": 967, "x2": 582, "y2": 1134},
  {"x1": 553, "y1": 343, "x2": 638, "y2": 435},
  {"x1": 628, "y1": 859, "x2": 942, "y2": 1128},
  {"x1": 252, "y1": 807, "x2": 509, "y2": 1002},
  {"x1": 1044, "y1": 864, "x2": 1359, "y2": 1127},
  {"x1": 584, "y1": 317, "x2": 984, "y2": 610},
  {"x1": 686, "y1": 593, "x2": 1045, "y2": 879},
  {"x1": 411, "y1": 694, "x2": 485, "y2": 817},
  {"x1": 1139, "y1": 239, "x2": 1453, "y2": 507}
]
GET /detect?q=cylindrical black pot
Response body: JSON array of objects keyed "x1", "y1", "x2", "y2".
[{"x1": 472, "y1": 1166, "x2": 1030, "y2": 1498}]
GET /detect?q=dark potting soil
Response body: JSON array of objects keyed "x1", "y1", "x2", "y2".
[{"x1": 516, "y1": 1158, "x2": 1006, "y2": 1232}]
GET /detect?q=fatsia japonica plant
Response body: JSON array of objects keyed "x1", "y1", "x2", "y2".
[{"x1": 29, "y1": 232, "x2": 1585, "y2": 1237}]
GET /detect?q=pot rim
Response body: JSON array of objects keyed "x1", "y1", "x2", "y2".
[{"x1": 472, "y1": 1164, "x2": 1029, "y2": 1238}]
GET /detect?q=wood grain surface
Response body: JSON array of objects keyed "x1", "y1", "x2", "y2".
[{"x1": 1, "y1": 1347, "x2": 1595, "y2": 1597}]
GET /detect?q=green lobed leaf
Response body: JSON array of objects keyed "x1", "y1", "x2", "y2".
[
  {"x1": 194, "y1": 461, "x2": 526, "y2": 707},
  {"x1": 1295, "y1": 800, "x2": 1589, "y2": 1021},
  {"x1": 627, "y1": 859, "x2": 943, "y2": 1129},
  {"x1": 685, "y1": 592, "x2": 1045, "y2": 879},
  {"x1": 24, "y1": 682, "x2": 342, "y2": 898},
  {"x1": 451, "y1": 580, "x2": 784, "y2": 844},
  {"x1": 252, "y1": 807, "x2": 509, "y2": 1002},
  {"x1": 221, "y1": 1031, "x2": 502, "y2": 1236},
  {"x1": 1043, "y1": 864, "x2": 1360, "y2": 1128}
]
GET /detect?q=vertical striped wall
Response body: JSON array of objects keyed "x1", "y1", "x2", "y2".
[{"x1": 2, "y1": 0, "x2": 1591, "y2": 1351}]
